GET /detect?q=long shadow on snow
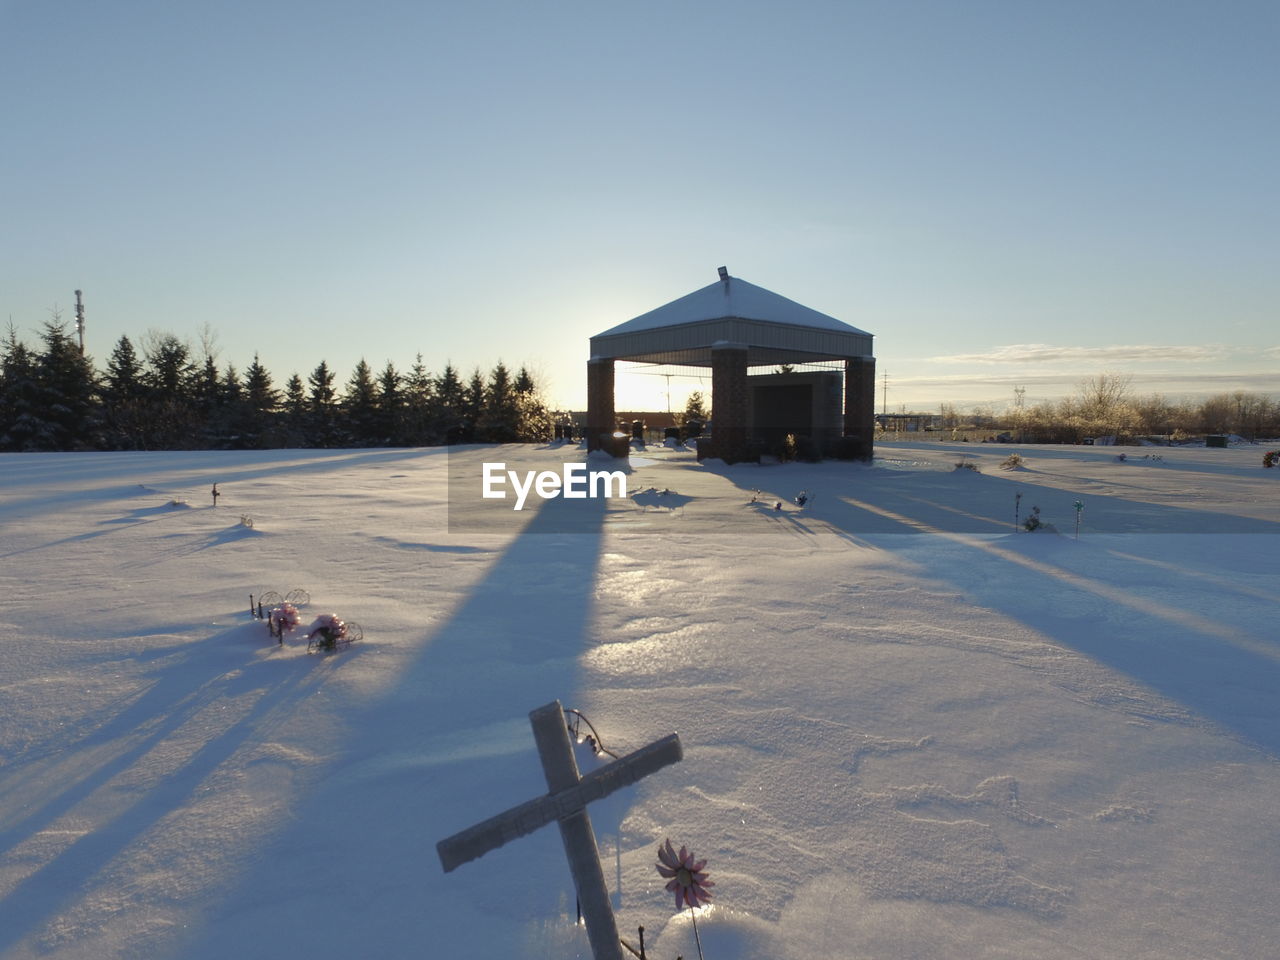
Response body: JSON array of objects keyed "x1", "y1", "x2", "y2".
[
  {"x1": 909, "y1": 533, "x2": 1280, "y2": 755},
  {"x1": 0, "y1": 627, "x2": 328, "y2": 955},
  {"x1": 718, "y1": 464, "x2": 1280, "y2": 755},
  {"x1": 0, "y1": 501, "x2": 204, "y2": 559},
  {"x1": 0, "y1": 447, "x2": 448, "y2": 520},
  {"x1": 182, "y1": 492, "x2": 612, "y2": 959},
  {"x1": 712, "y1": 458, "x2": 1280, "y2": 534}
]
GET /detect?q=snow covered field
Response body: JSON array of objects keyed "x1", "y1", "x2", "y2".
[{"x1": 2, "y1": 440, "x2": 1278, "y2": 959}]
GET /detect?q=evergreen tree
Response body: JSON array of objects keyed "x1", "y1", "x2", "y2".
[
  {"x1": 193, "y1": 326, "x2": 222, "y2": 415},
  {"x1": 460, "y1": 367, "x2": 486, "y2": 443},
  {"x1": 0, "y1": 325, "x2": 41, "y2": 451},
  {"x1": 235, "y1": 353, "x2": 279, "y2": 447},
  {"x1": 512, "y1": 367, "x2": 553, "y2": 442},
  {"x1": 308, "y1": 360, "x2": 340, "y2": 446},
  {"x1": 489, "y1": 361, "x2": 513, "y2": 405},
  {"x1": 144, "y1": 333, "x2": 195, "y2": 399},
  {"x1": 479, "y1": 361, "x2": 518, "y2": 442},
  {"x1": 342, "y1": 359, "x2": 379, "y2": 445},
  {"x1": 244, "y1": 354, "x2": 279, "y2": 415},
  {"x1": 103, "y1": 335, "x2": 143, "y2": 404},
  {"x1": 195, "y1": 353, "x2": 221, "y2": 407},
  {"x1": 142, "y1": 333, "x2": 200, "y2": 447},
  {"x1": 100, "y1": 335, "x2": 148, "y2": 449},
  {"x1": 192, "y1": 348, "x2": 224, "y2": 446},
  {"x1": 209, "y1": 362, "x2": 245, "y2": 448},
  {"x1": 375, "y1": 360, "x2": 404, "y2": 445},
  {"x1": 503, "y1": 365, "x2": 552, "y2": 442},
  {"x1": 32, "y1": 318, "x2": 99, "y2": 449},
  {"x1": 514, "y1": 365, "x2": 536, "y2": 395},
  {"x1": 434, "y1": 362, "x2": 465, "y2": 443},
  {"x1": 402, "y1": 354, "x2": 434, "y2": 444},
  {"x1": 221, "y1": 363, "x2": 243, "y2": 402},
  {"x1": 282, "y1": 372, "x2": 307, "y2": 446},
  {"x1": 681, "y1": 390, "x2": 709, "y2": 424},
  {"x1": 308, "y1": 361, "x2": 337, "y2": 407}
]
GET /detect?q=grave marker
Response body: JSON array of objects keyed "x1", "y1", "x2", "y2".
[{"x1": 437, "y1": 701, "x2": 683, "y2": 960}]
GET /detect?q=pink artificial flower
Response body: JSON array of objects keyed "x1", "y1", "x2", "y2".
[
  {"x1": 270, "y1": 603, "x2": 301, "y2": 633},
  {"x1": 307, "y1": 613, "x2": 347, "y2": 645},
  {"x1": 656, "y1": 838, "x2": 714, "y2": 910}
]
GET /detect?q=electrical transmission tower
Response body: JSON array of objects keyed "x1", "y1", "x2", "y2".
[{"x1": 74, "y1": 289, "x2": 86, "y2": 354}]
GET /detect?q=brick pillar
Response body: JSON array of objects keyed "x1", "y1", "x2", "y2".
[
  {"x1": 843, "y1": 356, "x2": 876, "y2": 460},
  {"x1": 710, "y1": 343, "x2": 750, "y2": 463},
  {"x1": 586, "y1": 357, "x2": 615, "y2": 452}
]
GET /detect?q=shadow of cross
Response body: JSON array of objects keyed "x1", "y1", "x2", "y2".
[{"x1": 437, "y1": 701, "x2": 683, "y2": 960}]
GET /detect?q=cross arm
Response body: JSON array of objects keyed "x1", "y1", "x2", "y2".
[
  {"x1": 437, "y1": 789, "x2": 561, "y2": 874},
  {"x1": 436, "y1": 732, "x2": 682, "y2": 873}
]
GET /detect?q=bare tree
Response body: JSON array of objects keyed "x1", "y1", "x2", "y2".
[
  {"x1": 1133, "y1": 393, "x2": 1175, "y2": 437},
  {"x1": 1075, "y1": 372, "x2": 1135, "y2": 440}
]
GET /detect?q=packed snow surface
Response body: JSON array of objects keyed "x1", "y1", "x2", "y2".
[{"x1": 2, "y1": 441, "x2": 1278, "y2": 959}]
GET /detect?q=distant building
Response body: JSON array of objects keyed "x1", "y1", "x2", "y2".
[{"x1": 876, "y1": 413, "x2": 942, "y2": 433}]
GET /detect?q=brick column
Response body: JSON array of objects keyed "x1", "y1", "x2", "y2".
[
  {"x1": 710, "y1": 342, "x2": 750, "y2": 463},
  {"x1": 843, "y1": 355, "x2": 876, "y2": 460},
  {"x1": 586, "y1": 357, "x2": 615, "y2": 452}
]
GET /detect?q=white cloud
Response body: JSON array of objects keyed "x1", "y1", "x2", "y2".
[{"x1": 929, "y1": 344, "x2": 1234, "y2": 365}]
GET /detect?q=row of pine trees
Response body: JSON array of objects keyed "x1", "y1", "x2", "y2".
[{"x1": 0, "y1": 321, "x2": 555, "y2": 452}]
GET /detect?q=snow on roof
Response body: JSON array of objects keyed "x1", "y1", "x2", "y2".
[{"x1": 595, "y1": 272, "x2": 870, "y2": 339}]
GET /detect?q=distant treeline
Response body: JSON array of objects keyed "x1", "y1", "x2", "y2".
[
  {"x1": 0, "y1": 320, "x2": 555, "y2": 451},
  {"x1": 937, "y1": 374, "x2": 1280, "y2": 443}
]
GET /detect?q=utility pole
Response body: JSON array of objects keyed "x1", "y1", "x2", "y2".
[{"x1": 881, "y1": 369, "x2": 889, "y2": 416}]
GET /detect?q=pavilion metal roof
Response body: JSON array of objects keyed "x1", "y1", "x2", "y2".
[{"x1": 590, "y1": 270, "x2": 873, "y2": 366}]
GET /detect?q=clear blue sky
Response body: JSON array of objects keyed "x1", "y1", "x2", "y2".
[{"x1": 3, "y1": 0, "x2": 1276, "y2": 414}]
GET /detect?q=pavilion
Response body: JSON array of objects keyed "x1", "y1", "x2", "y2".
[{"x1": 587, "y1": 267, "x2": 876, "y2": 462}]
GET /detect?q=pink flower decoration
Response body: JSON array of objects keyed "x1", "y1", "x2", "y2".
[
  {"x1": 269, "y1": 603, "x2": 301, "y2": 633},
  {"x1": 306, "y1": 613, "x2": 348, "y2": 647},
  {"x1": 656, "y1": 838, "x2": 714, "y2": 910}
]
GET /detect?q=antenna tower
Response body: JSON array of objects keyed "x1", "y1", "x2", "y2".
[{"x1": 74, "y1": 289, "x2": 86, "y2": 354}]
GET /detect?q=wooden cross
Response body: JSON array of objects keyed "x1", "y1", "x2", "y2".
[{"x1": 437, "y1": 700, "x2": 683, "y2": 960}]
